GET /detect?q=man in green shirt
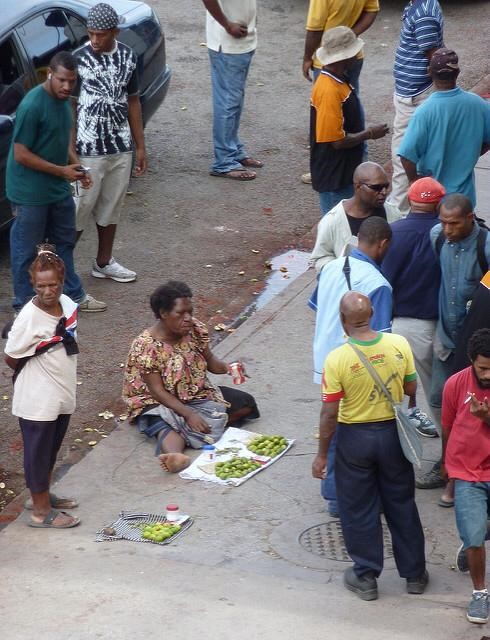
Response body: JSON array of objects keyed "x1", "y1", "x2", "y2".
[{"x1": 6, "y1": 51, "x2": 106, "y2": 317}]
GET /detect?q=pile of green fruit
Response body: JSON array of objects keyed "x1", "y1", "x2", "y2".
[
  {"x1": 139, "y1": 521, "x2": 181, "y2": 542},
  {"x1": 248, "y1": 435, "x2": 288, "y2": 457},
  {"x1": 215, "y1": 457, "x2": 261, "y2": 480}
]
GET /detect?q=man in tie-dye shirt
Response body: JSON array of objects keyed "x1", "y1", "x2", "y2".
[{"x1": 72, "y1": 2, "x2": 147, "y2": 284}]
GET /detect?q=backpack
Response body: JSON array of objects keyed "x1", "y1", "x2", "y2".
[{"x1": 435, "y1": 219, "x2": 489, "y2": 275}]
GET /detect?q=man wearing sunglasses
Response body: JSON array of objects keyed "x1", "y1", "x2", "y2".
[{"x1": 311, "y1": 161, "x2": 402, "y2": 273}]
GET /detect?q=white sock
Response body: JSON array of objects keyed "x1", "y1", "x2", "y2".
[{"x1": 473, "y1": 588, "x2": 488, "y2": 595}]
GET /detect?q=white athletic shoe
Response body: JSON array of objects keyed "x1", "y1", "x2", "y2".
[{"x1": 91, "y1": 257, "x2": 137, "y2": 283}]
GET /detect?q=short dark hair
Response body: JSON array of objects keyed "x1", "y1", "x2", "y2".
[
  {"x1": 439, "y1": 193, "x2": 473, "y2": 216},
  {"x1": 358, "y1": 216, "x2": 392, "y2": 245},
  {"x1": 49, "y1": 51, "x2": 77, "y2": 72},
  {"x1": 150, "y1": 280, "x2": 193, "y2": 318},
  {"x1": 468, "y1": 328, "x2": 490, "y2": 362}
]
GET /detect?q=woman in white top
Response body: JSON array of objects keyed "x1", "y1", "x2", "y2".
[{"x1": 4, "y1": 245, "x2": 80, "y2": 529}]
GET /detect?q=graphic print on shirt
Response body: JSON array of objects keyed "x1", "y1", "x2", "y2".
[{"x1": 75, "y1": 42, "x2": 139, "y2": 156}]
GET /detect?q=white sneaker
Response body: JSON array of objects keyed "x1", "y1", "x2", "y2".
[
  {"x1": 301, "y1": 172, "x2": 312, "y2": 184},
  {"x1": 91, "y1": 257, "x2": 137, "y2": 283},
  {"x1": 78, "y1": 294, "x2": 107, "y2": 313}
]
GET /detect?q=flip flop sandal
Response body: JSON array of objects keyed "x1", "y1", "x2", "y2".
[
  {"x1": 24, "y1": 492, "x2": 79, "y2": 510},
  {"x1": 437, "y1": 497, "x2": 455, "y2": 508},
  {"x1": 28, "y1": 509, "x2": 81, "y2": 529},
  {"x1": 240, "y1": 157, "x2": 264, "y2": 168},
  {"x1": 210, "y1": 169, "x2": 256, "y2": 181}
]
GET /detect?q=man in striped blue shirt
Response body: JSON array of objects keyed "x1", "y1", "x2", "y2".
[{"x1": 387, "y1": 0, "x2": 443, "y2": 215}]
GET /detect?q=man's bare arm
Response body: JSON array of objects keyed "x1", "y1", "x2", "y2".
[
  {"x1": 303, "y1": 30, "x2": 323, "y2": 81},
  {"x1": 201, "y1": 0, "x2": 247, "y2": 38},
  {"x1": 351, "y1": 10, "x2": 378, "y2": 36},
  {"x1": 400, "y1": 156, "x2": 419, "y2": 183},
  {"x1": 14, "y1": 143, "x2": 84, "y2": 182}
]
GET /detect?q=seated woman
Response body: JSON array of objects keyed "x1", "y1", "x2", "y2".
[{"x1": 123, "y1": 281, "x2": 259, "y2": 472}]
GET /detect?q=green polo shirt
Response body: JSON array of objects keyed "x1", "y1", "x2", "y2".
[{"x1": 6, "y1": 85, "x2": 72, "y2": 205}]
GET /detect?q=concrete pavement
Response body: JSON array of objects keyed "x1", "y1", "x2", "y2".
[{"x1": 0, "y1": 262, "x2": 484, "y2": 639}]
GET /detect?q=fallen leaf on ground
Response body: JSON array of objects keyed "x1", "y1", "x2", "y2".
[
  {"x1": 88, "y1": 441, "x2": 97, "y2": 446},
  {"x1": 83, "y1": 427, "x2": 94, "y2": 432},
  {"x1": 98, "y1": 411, "x2": 115, "y2": 420},
  {"x1": 0, "y1": 482, "x2": 5, "y2": 489},
  {"x1": 180, "y1": 105, "x2": 188, "y2": 110},
  {"x1": 238, "y1": 270, "x2": 245, "y2": 275},
  {"x1": 214, "y1": 323, "x2": 226, "y2": 331},
  {"x1": 74, "y1": 438, "x2": 83, "y2": 443},
  {"x1": 279, "y1": 266, "x2": 288, "y2": 273},
  {"x1": 118, "y1": 414, "x2": 128, "y2": 421},
  {"x1": 251, "y1": 249, "x2": 260, "y2": 254}
]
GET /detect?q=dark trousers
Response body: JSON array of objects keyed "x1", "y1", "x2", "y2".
[
  {"x1": 335, "y1": 420, "x2": 426, "y2": 579},
  {"x1": 19, "y1": 415, "x2": 70, "y2": 493}
]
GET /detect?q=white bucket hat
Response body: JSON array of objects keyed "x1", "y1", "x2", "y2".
[{"x1": 315, "y1": 26, "x2": 364, "y2": 66}]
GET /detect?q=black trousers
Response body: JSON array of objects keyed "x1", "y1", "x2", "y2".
[
  {"x1": 19, "y1": 415, "x2": 70, "y2": 493},
  {"x1": 335, "y1": 420, "x2": 426, "y2": 579}
]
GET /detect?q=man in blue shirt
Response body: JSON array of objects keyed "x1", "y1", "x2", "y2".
[
  {"x1": 382, "y1": 177, "x2": 445, "y2": 439},
  {"x1": 398, "y1": 48, "x2": 490, "y2": 209},
  {"x1": 314, "y1": 216, "x2": 392, "y2": 516},
  {"x1": 417, "y1": 194, "x2": 490, "y2": 493},
  {"x1": 387, "y1": 0, "x2": 443, "y2": 215}
]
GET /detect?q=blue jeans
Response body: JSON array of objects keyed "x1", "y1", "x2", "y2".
[
  {"x1": 10, "y1": 196, "x2": 85, "y2": 310},
  {"x1": 455, "y1": 480, "x2": 490, "y2": 549},
  {"x1": 208, "y1": 48, "x2": 254, "y2": 173},
  {"x1": 319, "y1": 185, "x2": 354, "y2": 216},
  {"x1": 321, "y1": 431, "x2": 338, "y2": 513}
]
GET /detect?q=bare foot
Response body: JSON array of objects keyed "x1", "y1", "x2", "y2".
[{"x1": 159, "y1": 453, "x2": 191, "y2": 473}]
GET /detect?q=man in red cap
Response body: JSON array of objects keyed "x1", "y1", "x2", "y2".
[{"x1": 382, "y1": 177, "x2": 445, "y2": 439}]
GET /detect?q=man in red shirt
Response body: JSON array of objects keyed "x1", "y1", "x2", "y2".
[{"x1": 441, "y1": 328, "x2": 490, "y2": 625}]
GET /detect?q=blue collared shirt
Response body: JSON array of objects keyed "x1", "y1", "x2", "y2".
[
  {"x1": 430, "y1": 223, "x2": 490, "y2": 349},
  {"x1": 382, "y1": 211, "x2": 440, "y2": 319},
  {"x1": 313, "y1": 247, "x2": 392, "y2": 382}
]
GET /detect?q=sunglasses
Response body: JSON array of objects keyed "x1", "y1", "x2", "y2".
[{"x1": 361, "y1": 182, "x2": 390, "y2": 193}]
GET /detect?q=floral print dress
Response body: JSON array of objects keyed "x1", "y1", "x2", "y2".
[{"x1": 123, "y1": 319, "x2": 225, "y2": 421}]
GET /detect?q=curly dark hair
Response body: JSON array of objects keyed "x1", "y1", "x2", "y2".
[
  {"x1": 468, "y1": 328, "x2": 490, "y2": 362},
  {"x1": 150, "y1": 280, "x2": 193, "y2": 318},
  {"x1": 29, "y1": 243, "x2": 65, "y2": 283}
]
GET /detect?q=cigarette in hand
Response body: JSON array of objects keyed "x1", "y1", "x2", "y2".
[{"x1": 464, "y1": 392, "x2": 475, "y2": 405}]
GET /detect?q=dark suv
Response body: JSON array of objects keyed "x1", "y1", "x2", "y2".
[{"x1": 0, "y1": 0, "x2": 171, "y2": 229}]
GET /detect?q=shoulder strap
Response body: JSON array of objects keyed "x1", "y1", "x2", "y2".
[
  {"x1": 348, "y1": 342, "x2": 395, "y2": 406},
  {"x1": 476, "y1": 227, "x2": 489, "y2": 275},
  {"x1": 343, "y1": 255, "x2": 352, "y2": 290},
  {"x1": 435, "y1": 230, "x2": 445, "y2": 257}
]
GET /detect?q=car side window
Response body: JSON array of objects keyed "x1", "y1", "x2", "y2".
[
  {"x1": 65, "y1": 13, "x2": 88, "y2": 47},
  {"x1": 0, "y1": 37, "x2": 30, "y2": 116},
  {"x1": 16, "y1": 11, "x2": 77, "y2": 84}
]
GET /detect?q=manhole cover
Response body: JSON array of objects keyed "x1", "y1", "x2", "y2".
[{"x1": 299, "y1": 521, "x2": 394, "y2": 562}]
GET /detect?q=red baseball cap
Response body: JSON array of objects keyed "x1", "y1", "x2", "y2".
[{"x1": 408, "y1": 177, "x2": 446, "y2": 204}]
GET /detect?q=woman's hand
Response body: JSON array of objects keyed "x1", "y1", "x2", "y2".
[{"x1": 185, "y1": 410, "x2": 211, "y2": 433}]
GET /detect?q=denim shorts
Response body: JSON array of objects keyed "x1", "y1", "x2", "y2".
[{"x1": 455, "y1": 480, "x2": 490, "y2": 549}]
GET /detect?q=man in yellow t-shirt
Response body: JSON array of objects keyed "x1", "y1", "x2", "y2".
[
  {"x1": 312, "y1": 291, "x2": 427, "y2": 601},
  {"x1": 303, "y1": 0, "x2": 380, "y2": 92}
]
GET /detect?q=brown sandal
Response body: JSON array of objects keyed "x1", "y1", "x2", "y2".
[
  {"x1": 210, "y1": 169, "x2": 256, "y2": 181},
  {"x1": 240, "y1": 157, "x2": 263, "y2": 168}
]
